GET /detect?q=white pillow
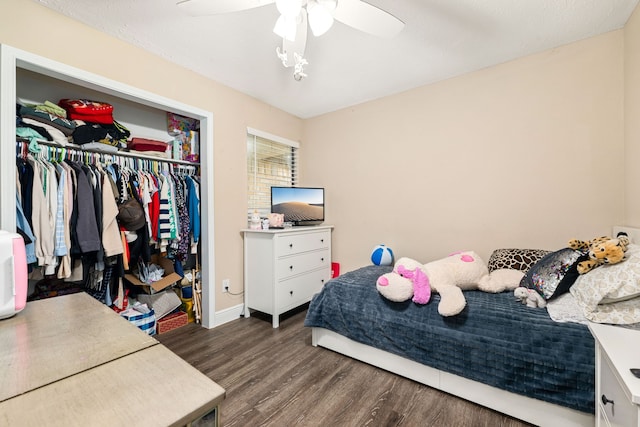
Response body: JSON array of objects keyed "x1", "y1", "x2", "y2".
[{"x1": 571, "y1": 244, "x2": 640, "y2": 301}]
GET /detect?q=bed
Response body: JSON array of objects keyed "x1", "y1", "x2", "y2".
[{"x1": 304, "y1": 257, "x2": 597, "y2": 427}]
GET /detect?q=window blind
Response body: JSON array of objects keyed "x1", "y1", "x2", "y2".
[{"x1": 247, "y1": 128, "x2": 299, "y2": 218}]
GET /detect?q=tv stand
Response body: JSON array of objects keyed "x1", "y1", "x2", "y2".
[{"x1": 242, "y1": 225, "x2": 333, "y2": 327}]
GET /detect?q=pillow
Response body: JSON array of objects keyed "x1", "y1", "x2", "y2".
[
  {"x1": 520, "y1": 248, "x2": 584, "y2": 300},
  {"x1": 572, "y1": 244, "x2": 640, "y2": 305},
  {"x1": 487, "y1": 248, "x2": 552, "y2": 273}
]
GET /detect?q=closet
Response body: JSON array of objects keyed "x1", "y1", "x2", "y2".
[{"x1": 0, "y1": 45, "x2": 216, "y2": 327}]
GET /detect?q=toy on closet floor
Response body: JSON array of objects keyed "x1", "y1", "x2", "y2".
[
  {"x1": 376, "y1": 251, "x2": 524, "y2": 316},
  {"x1": 514, "y1": 287, "x2": 547, "y2": 308},
  {"x1": 568, "y1": 232, "x2": 630, "y2": 274}
]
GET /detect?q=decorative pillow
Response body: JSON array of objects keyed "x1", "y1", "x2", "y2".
[
  {"x1": 520, "y1": 248, "x2": 584, "y2": 299},
  {"x1": 487, "y1": 248, "x2": 552, "y2": 273},
  {"x1": 572, "y1": 244, "x2": 640, "y2": 305}
]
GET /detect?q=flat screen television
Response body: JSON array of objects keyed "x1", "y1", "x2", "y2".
[{"x1": 271, "y1": 186, "x2": 324, "y2": 226}]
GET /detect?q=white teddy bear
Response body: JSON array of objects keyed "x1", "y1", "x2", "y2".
[
  {"x1": 514, "y1": 287, "x2": 547, "y2": 308},
  {"x1": 377, "y1": 251, "x2": 524, "y2": 316}
]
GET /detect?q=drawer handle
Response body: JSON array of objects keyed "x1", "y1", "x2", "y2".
[
  {"x1": 289, "y1": 265, "x2": 294, "y2": 271},
  {"x1": 600, "y1": 394, "x2": 615, "y2": 416},
  {"x1": 321, "y1": 257, "x2": 324, "y2": 262},
  {"x1": 290, "y1": 291, "x2": 293, "y2": 296},
  {"x1": 289, "y1": 243, "x2": 293, "y2": 248},
  {"x1": 601, "y1": 395, "x2": 614, "y2": 405},
  {"x1": 320, "y1": 239, "x2": 324, "y2": 243}
]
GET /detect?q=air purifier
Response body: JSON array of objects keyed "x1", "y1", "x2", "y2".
[{"x1": 0, "y1": 230, "x2": 28, "y2": 320}]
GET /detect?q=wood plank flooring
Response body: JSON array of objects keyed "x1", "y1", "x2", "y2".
[{"x1": 157, "y1": 307, "x2": 533, "y2": 427}]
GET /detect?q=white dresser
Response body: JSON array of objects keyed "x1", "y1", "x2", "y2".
[
  {"x1": 590, "y1": 322, "x2": 640, "y2": 426},
  {"x1": 243, "y1": 226, "x2": 333, "y2": 328}
]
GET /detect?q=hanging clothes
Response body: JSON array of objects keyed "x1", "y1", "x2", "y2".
[
  {"x1": 186, "y1": 175, "x2": 200, "y2": 244},
  {"x1": 27, "y1": 154, "x2": 56, "y2": 271},
  {"x1": 16, "y1": 140, "x2": 201, "y2": 305},
  {"x1": 101, "y1": 170, "x2": 123, "y2": 258},
  {"x1": 56, "y1": 162, "x2": 73, "y2": 279},
  {"x1": 68, "y1": 161, "x2": 101, "y2": 254},
  {"x1": 169, "y1": 173, "x2": 190, "y2": 262},
  {"x1": 15, "y1": 193, "x2": 37, "y2": 265}
]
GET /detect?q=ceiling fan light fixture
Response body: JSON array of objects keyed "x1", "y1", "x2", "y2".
[
  {"x1": 273, "y1": 14, "x2": 298, "y2": 41},
  {"x1": 307, "y1": 0, "x2": 334, "y2": 36}
]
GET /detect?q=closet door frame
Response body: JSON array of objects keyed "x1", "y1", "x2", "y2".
[{"x1": 0, "y1": 44, "x2": 216, "y2": 328}]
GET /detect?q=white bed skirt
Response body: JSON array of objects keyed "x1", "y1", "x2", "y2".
[{"x1": 311, "y1": 327, "x2": 593, "y2": 427}]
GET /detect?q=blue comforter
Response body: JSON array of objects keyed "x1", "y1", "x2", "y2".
[{"x1": 304, "y1": 265, "x2": 595, "y2": 414}]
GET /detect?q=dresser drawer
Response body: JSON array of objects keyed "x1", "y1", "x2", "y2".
[
  {"x1": 276, "y1": 249, "x2": 330, "y2": 280},
  {"x1": 600, "y1": 352, "x2": 638, "y2": 426},
  {"x1": 276, "y1": 268, "x2": 330, "y2": 312},
  {"x1": 275, "y1": 230, "x2": 330, "y2": 256}
]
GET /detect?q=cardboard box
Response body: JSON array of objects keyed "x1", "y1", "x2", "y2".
[
  {"x1": 156, "y1": 311, "x2": 188, "y2": 334},
  {"x1": 124, "y1": 255, "x2": 182, "y2": 292}
]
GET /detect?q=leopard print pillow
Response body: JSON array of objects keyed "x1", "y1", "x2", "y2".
[{"x1": 487, "y1": 248, "x2": 552, "y2": 273}]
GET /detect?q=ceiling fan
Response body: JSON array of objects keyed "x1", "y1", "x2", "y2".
[{"x1": 177, "y1": 0, "x2": 404, "y2": 80}]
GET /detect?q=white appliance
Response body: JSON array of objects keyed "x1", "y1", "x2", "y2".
[{"x1": 0, "y1": 230, "x2": 28, "y2": 320}]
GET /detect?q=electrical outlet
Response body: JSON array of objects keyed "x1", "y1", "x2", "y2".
[{"x1": 222, "y1": 279, "x2": 230, "y2": 293}]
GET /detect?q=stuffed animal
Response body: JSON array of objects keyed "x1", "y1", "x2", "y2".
[
  {"x1": 376, "y1": 257, "x2": 431, "y2": 304},
  {"x1": 514, "y1": 287, "x2": 547, "y2": 308},
  {"x1": 376, "y1": 251, "x2": 524, "y2": 316},
  {"x1": 568, "y1": 232, "x2": 630, "y2": 274}
]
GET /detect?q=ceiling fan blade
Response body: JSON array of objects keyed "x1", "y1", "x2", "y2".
[
  {"x1": 177, "y1": 0, "x2": 275, "y2": 16},
  {"x1": 333, "y1": 0, "x2": 404, "y2": 38}
]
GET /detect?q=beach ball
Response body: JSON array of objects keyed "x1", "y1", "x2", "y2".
[{"x1": 371, "y1": 244, "x2": 394, "y2": 266}]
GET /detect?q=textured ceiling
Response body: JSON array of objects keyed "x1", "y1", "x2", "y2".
[{"x1": 34, "y1": 0, "x2": 639, "y2": 118}]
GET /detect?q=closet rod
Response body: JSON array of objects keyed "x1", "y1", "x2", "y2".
[{"x1": 19, "y1": 138, "x2": 201, "y2": 167}]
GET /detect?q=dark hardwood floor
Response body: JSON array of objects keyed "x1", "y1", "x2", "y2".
[{"x1": 157, "y1": 307, "x2": 533, "y2": 427}]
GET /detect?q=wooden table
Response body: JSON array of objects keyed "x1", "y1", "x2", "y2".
[{"x1": 0, "y1": 292, "x2": 225, "y2": 426}]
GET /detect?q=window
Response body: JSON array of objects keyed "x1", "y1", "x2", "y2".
[{"x1": 247, "y1": 128, "x2": 299, "y2": 218}]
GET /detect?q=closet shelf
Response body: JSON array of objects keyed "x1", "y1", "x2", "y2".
[{"x1": 17, "y1": 138, "x2": 200, "y2": 166}]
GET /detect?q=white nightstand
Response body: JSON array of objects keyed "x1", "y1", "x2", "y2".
[{"x1": 590, "y1": 322, "x2": 640, "y2": 426}]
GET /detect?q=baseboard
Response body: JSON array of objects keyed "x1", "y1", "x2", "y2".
[{"x1": 213, "y1": 303, "x2": 244, "y2": 327}]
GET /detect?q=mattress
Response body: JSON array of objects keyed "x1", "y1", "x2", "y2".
[{"x1": 304, "y1": 265, "x2": 595, "y2": 414}]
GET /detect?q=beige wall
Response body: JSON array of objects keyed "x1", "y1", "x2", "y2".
[
  {"x1": 303, "y1": 31, "x2": 625, "y2": 272},
  {"x1": 0, "y1": 0, "x2": 303, "y2": 312},
  {"x1": 625, "y1": 6, "x2": 640, "y2": 226}
]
